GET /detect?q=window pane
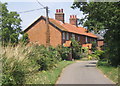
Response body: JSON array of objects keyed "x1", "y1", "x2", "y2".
[
  {"x1": 72, "y1": 34, "x2": 75, "y2": 39},
  {"x1": 66, "y1": 33, "x2": 69, "y2": 40},
  {"x1": 78, "y1": 36, "x2": 80, "y2": 41},
  {"x1": 62, "y1": 32, "x2": 65, "y2": 39},
  {"x1": 86, "y1": 36, "x2": 88, "y2": 43}
]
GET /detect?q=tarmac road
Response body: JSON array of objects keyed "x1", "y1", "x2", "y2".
[{"x1": 56, "y1": 60, "x2": 115, "y2": 85}]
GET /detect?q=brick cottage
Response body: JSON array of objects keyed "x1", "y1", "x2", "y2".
[{"x1": 24, "y1": 9, "x2": 99, "y2": 48}]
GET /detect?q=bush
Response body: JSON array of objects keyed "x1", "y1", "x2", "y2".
[
  {"x1": 88, "y1": 50, "x2": 105, "y2": 60},
  {"x1": 81, "y1": 47, "x2": 89, "y2": 58},
  {"x1": 56, "y1": 45, "x2": 71, "y2": 60},
  {"x1": 71, "y1": 39, "x2": 82, "y2": 59},
  {"x1": 0, "y1": 44, "x2": 62, "y2": 85},
  {"x1": 28, "y1": 45, "x2": 61, "y2": 71}
]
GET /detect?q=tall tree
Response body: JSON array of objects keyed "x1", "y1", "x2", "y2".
[
  {"x1": 0, "y1": 3, "x2": 22, "y2": 46},
  {"x1": 72, "y1": 1, "x2": 120, "y2": 66}
]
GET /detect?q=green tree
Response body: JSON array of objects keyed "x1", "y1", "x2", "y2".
[
  {"x1": 0, "y1": 3, "x2": 22, "y2": 46},
  {"x1": 72, "y1": 1, "x2": 120, "y2": 66},
  {"x1": 20, "y1": 33, "x2": 29, "y2": 45}
]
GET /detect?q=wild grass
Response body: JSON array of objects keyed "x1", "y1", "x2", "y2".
[
  {"x1": 97, "y1": 60, "x2": 118, "y2": 83},
  {"x1": 26, "y1": 61, "x2": 74, "y2": 84},
  {"x1": 0, "y1": 44, "x2": 74, "y2": 85}
]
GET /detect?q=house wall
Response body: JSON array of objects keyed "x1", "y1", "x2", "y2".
[
  {"x1": 49, "y1": 23, "x2": 62, "y2": 47},
  {"x1": 26, "y1": 19, "x2": 62, "y2": 47},
  {"x1": 80, "y1": 35, "x2": 86, "y2": 44},
  {"x1": 26, "y1": 20, "x2": 47, "y2": 45}
]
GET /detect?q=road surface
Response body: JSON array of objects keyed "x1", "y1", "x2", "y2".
[{"x1": 56, "y1": 60, "x2": 115, "y2": 85}]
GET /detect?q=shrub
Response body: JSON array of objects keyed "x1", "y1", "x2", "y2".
[
  {"x1": 56, "y1": 45, "x2": 71, "y2": 60},
  {"x1": 81, "y1": 47, "x2": 89, "y2": 58},
  {"x1": 28, "y1": 45, "x2": 61, "y2": 71},
  {"x1": 71, "y1": 39, "x2": 82, "y2": 59},
  {"x1": 89, "y1": 50, "x2": 105, "y2": 60}
]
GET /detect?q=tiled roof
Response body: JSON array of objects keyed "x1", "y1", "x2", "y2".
[
  {"x1": 49, "y1": 17, "x2": 98, "y2": 38},
  {"x1": 25, "y1": 16, "x2": 98, "y2": 38}
]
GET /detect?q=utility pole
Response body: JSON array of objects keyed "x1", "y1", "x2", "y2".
[{"x1": 45, "y1": 6, "x2": 50, "y2": 47}]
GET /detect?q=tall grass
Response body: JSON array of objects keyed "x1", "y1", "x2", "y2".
[
  {"x1": 0, "y1": 45, "x2": 39, "y2": 85},
  {"x1": 0, "y1": 44, "x2": 63, "y2": 85}
]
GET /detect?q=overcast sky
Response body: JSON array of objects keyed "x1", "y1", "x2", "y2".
[{"x1": 1, "y1": 0, "x2": 84, "y2": 30}]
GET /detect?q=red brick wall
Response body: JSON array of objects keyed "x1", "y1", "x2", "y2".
[
  {"x1": 49, "y1": 23, "x2": 62, "y2": 47},
  {"x1": 80, "y1": 35, "x2": 86, "y2": 44},
  {"x1": 26, "y1": 19, "x2": 62, "y2": 47},
  {"x1": 26, "y1": 20, "x2": 46, "y2": 45}
]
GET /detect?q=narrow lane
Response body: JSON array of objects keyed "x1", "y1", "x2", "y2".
[{"x1": 56, "y1": 60, "x2": 115, "y2": 84}]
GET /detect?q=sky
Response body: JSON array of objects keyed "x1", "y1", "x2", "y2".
[{"x1": 1, "y1": 0, "x2": 84, "y2": 31}]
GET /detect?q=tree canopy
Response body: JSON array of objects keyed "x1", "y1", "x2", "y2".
[
  {"x1": 72, "y1": 1, "x2": 120, "y2": 66},
  {"x1": 0, "y1": 3, "x2": 22, "y2": 46}
]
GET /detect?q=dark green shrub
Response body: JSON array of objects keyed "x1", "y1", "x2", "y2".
[
  {"x1": 28, "y1": 45, "x2": 61, "y2": 71},
  {"x1": 71, "y1": 39, "x2": 82, "y2": 59},
  {"x1": 56, "y1": 45, "x2": 71, "y2": 60}
]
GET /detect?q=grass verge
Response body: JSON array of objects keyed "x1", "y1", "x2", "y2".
[
  {"x1": 97, "y1": 60, "x2": 118, "y2": 84},
  {"x1": 26, "y1": 61, "x2": 74, "y2": 85}
]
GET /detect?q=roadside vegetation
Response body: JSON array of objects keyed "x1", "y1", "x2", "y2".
[
  {"x1": 97, "y1": 60, "x2": 118, "y2": 83},
  {"x1": 0, "y1": 44, "x2": 75, "y2": 85},
  {"x1": 72, "y1": 1, "x2": 120, "y2": 84}
]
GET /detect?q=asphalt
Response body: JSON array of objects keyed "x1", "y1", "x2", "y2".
[{"x1": 56, "y1": 60, "x2": 115, "y2": 84}]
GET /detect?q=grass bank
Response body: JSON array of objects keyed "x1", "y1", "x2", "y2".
[
  {"x1": 97, "y1": 60, "x2": 118, "y2": 83},
  {"x1": 26, "y1": 61, "x2": 74, "y2": 85}
]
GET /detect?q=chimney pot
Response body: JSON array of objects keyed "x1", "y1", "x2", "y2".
[
  {"x1": 56, "y1": 9, "x2": 58, "y2": 13},
  {"x1": 55, "y1": 8, "x2": 64, "y2": 23},
  {"x1": 69, "y1": 15, "x2": 78, "y2": 26},
  {"x1": 59, "y1": 9, "x2": 61, "y2": 13},
  {"x1": 75, "y1": 15, "x2": 77, "y2": 18}
]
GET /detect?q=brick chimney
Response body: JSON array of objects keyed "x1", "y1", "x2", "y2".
[
  {"x1": 69, "y1": 15, "x2": 77, "y2": 26},
  {"x1": 55, "y1": 9, "x2": 64, "y2": 23}
]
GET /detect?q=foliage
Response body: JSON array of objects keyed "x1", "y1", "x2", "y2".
[
  {"x1": 28, "y1": 45, "x2": 61, "y2": 71},
  {"x1": 26, "y1": 61, "x2": 74, "y2": 84},
  {"x1": 91, "y1": 41, "x2": 97, "y2": 52},
  {"x1": 56, "y1": 45, "x2": 71, "y2": 60},
  {"x1": 0, "y1": 45, "x2": 39, "y2": 85},
  {"x1": 0, "y1": 44, "x2": 63, "y2": 85},
  {"x1": 89, "y1": 50, "x2": 105, "y2": 60},
  {"x1": 0, "y1": 3, "x2": 22, "y2": 46},
  {"x1": 19, "y1": 33, "x2": 29, "y2": 45},
  {"x1": 72, "y1": 1, "x2": 120, "y2": 66},
  {"x1": 81, "y1": 47, "x2": 88, "y2": 58},
  {"x1": 71, "y1": 39, "x2": 82, "y2": 59},
  {"x1": 97, "y1": 60, "x2": 118, "y2": 83}
]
